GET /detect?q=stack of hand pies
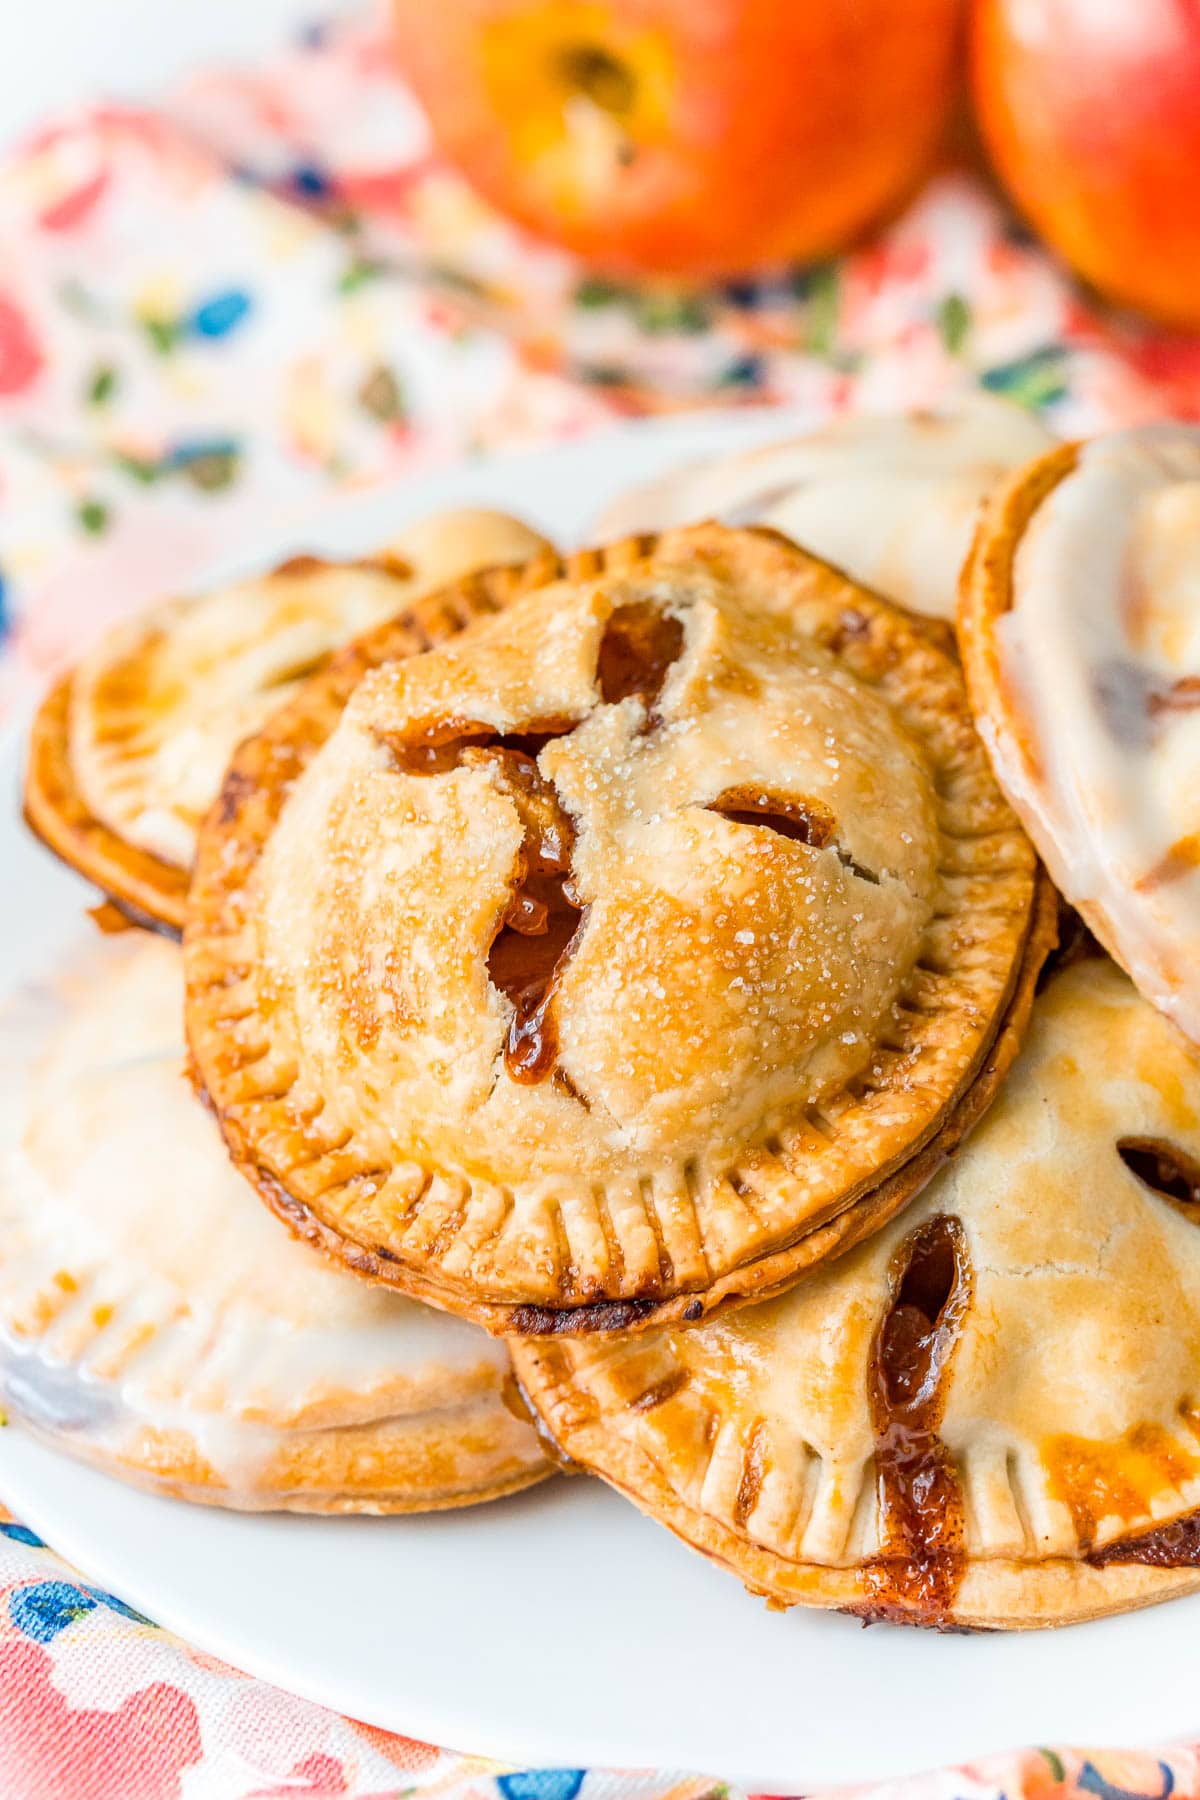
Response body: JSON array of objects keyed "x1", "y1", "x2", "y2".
[{"x1": 10, "y1": 409, "x2": 1200, "y2": 1631}]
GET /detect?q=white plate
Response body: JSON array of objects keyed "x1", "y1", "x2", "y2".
[{"x1": 3, "y1": 413, "x2": 1199, "y2": 1791}]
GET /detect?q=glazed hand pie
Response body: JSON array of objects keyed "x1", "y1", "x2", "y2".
[
  {"x1": 596, "y1": 399, "x2": 1052, "y2": 620},
  {"x1": 515, "y1": 957, "x2": 1200, "y2": 1629},
  {"x1": 187, "y1": 524, "x2": 1052, "y2": 1336},
  {"x1": 0, "y1": 933, "x2": 549, "y2": 1513},
  {"x1": 24, "y1": 508, "x2": 552, "y2": 933},
  {"x1": 960, "y1": 424, "x2": 1200, "y2": 1044}
]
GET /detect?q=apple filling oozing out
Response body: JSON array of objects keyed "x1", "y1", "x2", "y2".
[
  {"x1": 861, "y1": 1213, "x2": 972, "y2": 1626},
  {"x1": 485, "y1": 749, "x2": 585, "y2": 1084},
  {"x1": 596, "y1": 601, "x2": 684, "y2": 711},
  {"x1": 387, "y1": 602, "x2": 688, "y2": 1087},
  {"x1": 1089, "y1": 1511, "x2": 1200, "y2": 1569}
]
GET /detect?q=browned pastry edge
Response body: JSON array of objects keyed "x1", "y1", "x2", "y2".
[
  {"x1": 955, "y1": 439, "x2": 1146, "y2": 987},
  {"x1": 24, "y1": 673, "x2": 190, "y2": 934},
  {"x1": 187, "y1": 524, "x2": 1055, "y2": 1337},
  {"x1": 957, "y1": 439, "x2": 1081, "y2": 688},
  {"x1": 201, "y1": 870, "x2": 1056, "y2": 1339},
  {"x1": 19, "y1": 525, "x2": 951, "y2": 944},
  {"x1": 515, "y1": 1309, "x2": 1200, "y2": 1628},
  {"x1": 509, "y1": 874, "x2": 1058, "y2": 1334},
  {"x1": 505, "y1": 1439, "x2": 1200, "y2": 1629},
  {"x1": 21, "y1": 550, "x2": 555, "y2": 936}
]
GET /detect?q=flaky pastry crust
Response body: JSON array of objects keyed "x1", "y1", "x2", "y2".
[
  {"x1": 24, "y1": 511, "x2": 552, "y2": 932},
  {"x1": 515, "y1": 960, "x2": 1200, "y2": 1628},
  {"x1": 959, "y1": 427, "x2": 1200, "y2": 1043},
  {"x1": 187, "y1": 525, "x2": 1049, "y2": 1335},
  {"x1": 0, "y1": 934, "x2": 549, "y2": 1513},
  {"x1": 597, "y1": 399, "x2": 1053, "y2": 620}
]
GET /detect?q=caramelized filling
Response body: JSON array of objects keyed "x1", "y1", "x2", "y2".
[
  {"x1": 862, "y1": 1214, "x2": 971, "y2": 1625},
  {"x1": 388, "y1": 716, "x2": 575, "y2": 775},
  {"x1": 597, "y1": 601, "x2": 684, "y2": 709},
  {"x1": 389, "y1": 716, "x2": 586, "y2": 1084},
  {"x1": 483, "y1": 749, "x2": 585, "y2": 1084},
  {"x1": 708, "y1": 786, "x2": 880, "y2": 882},
  {"x1": 708, "y1": 785, "x2": 835, "y2": 848},
  {"x1": 1089, "y1": 1511, "x2": 1200, "y2": 1568},
  {"x1": 1117, "y1": 1139, "x2": 1200, "y2": 1213}
]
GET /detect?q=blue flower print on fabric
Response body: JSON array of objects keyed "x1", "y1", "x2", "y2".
[
  {"x1": 10, "y1": 1582, "x2": 98, "y2": 1643},
  {"x1": 188, "y1": 290, "x2": 252, "y2": 340},
  {"x1": 498, "y1": 1772, "x2": 586, "y2": 1800}
]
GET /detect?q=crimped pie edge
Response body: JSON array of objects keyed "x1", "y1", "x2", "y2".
[{"x1": 186, "y1": 526, "x2": 1047, "y2": 1334}]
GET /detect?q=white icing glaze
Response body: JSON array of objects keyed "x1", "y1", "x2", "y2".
[
  {"x1": 990, "y1": 424, "x2": 1200, "y2": 1042},
  {"x1": 0, "y1": 934, "x2": 531, "y2": 1498},
  {"x1": 69, "y1": 509, "x2": 549, "y2": 869},
  {"x1": 595, "y1": 399, "x2": 1053, "y2": 619}
]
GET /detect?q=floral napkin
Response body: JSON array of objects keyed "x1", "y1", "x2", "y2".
[{"x1": 1, "y1": 8, "x2": 1200, "y2": 1797}]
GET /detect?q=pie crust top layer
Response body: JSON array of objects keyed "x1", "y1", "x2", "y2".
[
  {"x1": 597, "y1": 399, "x2": 1052, "y2": 621},
  {"x1": 24, "y1": 508, "x2": 551, "y2": 931},
  {"x1": 0, "y1": 932, "x2": 548, "y2": 1513},
  {"x1": 514, "y1": 958, "x2": 1200, "y2": 1629},
  {"x1": 187, "y1": 524, "x2": 1044, "y2": 1334},
  {"x1": 960, "y1": 425, "x2": 1200, "y2": 1043}
]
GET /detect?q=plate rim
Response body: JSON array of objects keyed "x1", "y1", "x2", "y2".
[{"x1": 4, "y1": 410, "x2": 1200, "y2": 1791}]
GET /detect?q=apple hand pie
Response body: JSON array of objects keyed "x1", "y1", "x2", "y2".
[
  {"x1": 596, "y1": 398, "x2": 1052, "y2": 621},
  {"x1": 187, "y1": 524, "x2": 1052, "y2": 1336},
  {"x1": 0, "y1": 933, "x2": 550, "y2": 1513},
  {"x1": 960, "y1": 424, "x2": 1200, "y2": 1044},
  {"x1": 24, "y1": 509, "x2": 552, "y2": 934},
  {"x1": 515, "y1": 957, "x2": 1200, "y2": 1629}
]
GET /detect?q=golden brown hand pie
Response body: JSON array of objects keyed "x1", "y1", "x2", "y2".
[
  {"x1": 596, "y1": 399, "x2": 1053, "y2": 620},
  {"x1": 187, "y1": 524, "x2": 1052, "y2": 1336},
  {"x1": 24, "y1": 509, "x2": 552, "y2": 933},
  {"x1": 515, "y1": 957, "x2": 1200, "y2": 1629},
  {"x1": 960, "y1": 424, "x2": 1200, "y2": 1044},
  {"x1": 0, "y1": 933, "x2": 549, "y2": 1513}
]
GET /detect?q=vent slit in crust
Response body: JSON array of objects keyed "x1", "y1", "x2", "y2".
[
  {"x1": 861, "y1": 1212, "x2": 971, "y2": 1626},
  {"x1": 706, "y1": 785, "x2": 835, "y2": 848},
  {"x1": 705, "y1": 785, "x2": 879, "y2": 883},
  {"x1": 596, "y1": 601, "x2": 684, "y2": 710},
  {"x1": 24, "y1": 514, "x2": 556, "y2": 931},
  {"x1": 484, "y1": 753, "x2": 585, "y2": 1086},
  {"x1": 1117, "y1": 1139, "x2": 1200, "y2": 1216},
  {"x1": 382, "y1": 713, "x2": 590, "y2": 1086},
  {"x1": 1089, "y1": 1511, "x2": 1200, "y2": 1568},
  {"x1": 512, "y1": 961, "x2": 1200, "y2": 1627},
  {"x1": 733, "y1": 1421, "x2": 769, "y2": 1529}
]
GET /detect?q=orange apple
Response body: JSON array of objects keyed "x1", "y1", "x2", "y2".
[
  {"x1": 972, "y1": 0, "x2": 1200, "y2": 329},
  {"x1": 392, "y1": 0, "x2": 962, "y2": 278}
]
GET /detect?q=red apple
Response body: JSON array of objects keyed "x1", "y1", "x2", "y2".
[
  {"x1": 972, "y1": 0, "x2": 1200, "y2": 329},
  {"x1": 392, "y1": 0, "x2": 962, "y2": 278}
]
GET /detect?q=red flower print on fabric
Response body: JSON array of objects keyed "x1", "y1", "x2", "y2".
[
  {"x1": 0, "y1": 297, "x2": 43, "y2": 398},
  {"x1": 0, "y1": 1640, "x2": 201, "y2": 1800}
]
